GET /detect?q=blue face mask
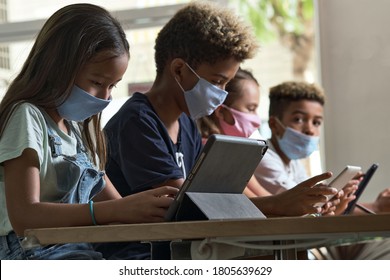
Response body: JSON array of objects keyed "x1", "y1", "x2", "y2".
[
  {"x1": 276, "y1": 119, "x2": 319, "y2": 160},
  {"x1": 175, "y1": 63, "x2": 228, "y2": 120},
  {"x1": 57, "y1": 85, "x2": 111, "y2": 122}
]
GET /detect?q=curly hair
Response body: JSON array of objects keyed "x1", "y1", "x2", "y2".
[
  {"x1": 268, "y1": 81, "x2": 325, "y2": 119},
  {"x1": 154, "y1": 1, "x2": 259, "y2": 75},
  {"x1": 197, "y1": 68, "x2": 259, "y2": 138}
]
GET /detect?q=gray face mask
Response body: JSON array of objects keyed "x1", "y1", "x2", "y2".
[
  {"x1": 57, "y1": 85, "x2": 111, "y2": 122},
  {"x1": 175, "y1": 63, "x2": 228, "y2": 120}
]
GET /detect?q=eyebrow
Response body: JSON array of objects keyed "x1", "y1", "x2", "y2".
[
  {"x1": 291, "y1": 109, "x2": 323, "y2": 119},
  {"x1": 92, "y1": 72, "x2": 123, "y2": 83},
  {"x1": 213, "y1": 73, "x2": 229, "y2": 81}
]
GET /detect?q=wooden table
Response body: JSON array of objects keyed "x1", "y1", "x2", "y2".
[{"x1": 24, "y1": 213, "x2": 390, "y2": 259}]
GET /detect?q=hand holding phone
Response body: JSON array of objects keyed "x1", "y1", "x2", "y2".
[
  {"x1": 343, "y1": 163, "x2": 379, "y2": 215},
  {"x1": 314, "y1": 165, "x2": 362, "y2": 208}
]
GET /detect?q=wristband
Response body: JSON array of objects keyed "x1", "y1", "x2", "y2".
[{"x1": 89, "y1": 200, "x2": 98, "y2": 225}]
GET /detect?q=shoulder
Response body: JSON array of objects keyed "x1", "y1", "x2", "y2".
[
  {"x1": 14, "y1": 102, "x2": 43, "y2": 115},
  {"x1": 0, "y1": 103, "x2": 47, "y2": 165},
  {"x1": 8, "y1": 102, "x2": 46, "y2": 128},
  {"x1": 122, "y1": 92, "x2": 150, "y2": 113},
  {"x1": 290, "y1": 158, "x2": 308, "y2": 177},
  {"x1": 179, "y1": 113, "x2": 201, "y2": 141},
  {"x1": 179, "y1": 113, "x2": 197, "y2": 129},
  {"x1": 105, "y1": 93, "x2": 158, "y2": 130},
  {"x1": 261, "y1": 139, "x2": 284, "y2": 166}
]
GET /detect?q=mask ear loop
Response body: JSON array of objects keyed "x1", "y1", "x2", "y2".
[
  {"x1": 219, "y1": 104, "x2": 236, "y2": 125},
  {"x1": 174, "y1": 62, "x2": 200, "y2": 92},
  {"x1": 272, "y1": 116, "x2": 286, "y2": 139},
  {"x1": 185, "y1": 63, "x2": 201, "y2": 79},
  {"x1": 174, "y1": 76, "x2": 186, "y2": 92},
  {"x1": 274, "y1": 116, "x2": 286, "y2": 129}
]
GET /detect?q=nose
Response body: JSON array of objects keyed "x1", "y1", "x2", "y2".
[
  {"x1": 96, "y1": 88, "x2": 111, "y2": 100},
  {"x1": 303, "y1": 122, "x2": 315, "y2": 136}
]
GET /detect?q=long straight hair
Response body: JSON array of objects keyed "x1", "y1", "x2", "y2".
[{"x1": 0, "y1": 4, "x2": 130, "y2": 169}]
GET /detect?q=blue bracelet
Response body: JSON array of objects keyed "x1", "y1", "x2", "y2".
[{"x1": 89, "y1": 200, "x2": 98, "y2": 225}]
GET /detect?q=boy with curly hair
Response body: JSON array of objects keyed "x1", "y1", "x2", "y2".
[
  {"x1": 105, "y1": 0, "x2": 259, "y2": 201},
  {"x1": 99, "y1": 0, "x2": 258, "y2": 260}
]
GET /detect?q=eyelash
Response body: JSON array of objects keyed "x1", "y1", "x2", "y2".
[
  {"x1": 293, "y1": 118, "x2": 322, "y2": 126},
  {"x1": 92, "y1": 81, "x2": 117, "y2": 89},
  {"x1": 248, "y1": 107, "x2": 257, "y2": 112},
  {"x1": 313, "y1": 120, "x2": 322, "y2": 126}
]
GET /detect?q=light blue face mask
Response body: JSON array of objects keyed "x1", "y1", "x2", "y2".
[
  {"x1": 175, "y1": 63, "x2": 228, "y2": 120},
  {"x1": 57, "y1": 85, "x2": 111, "y2": 122},
  {"x1": 276, "y1": 119, "x2": 320, "y2": 160}
]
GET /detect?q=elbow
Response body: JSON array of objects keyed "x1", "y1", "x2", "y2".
[{"x1": 8, "y1": 213, "x2": 33, "y2": 237}]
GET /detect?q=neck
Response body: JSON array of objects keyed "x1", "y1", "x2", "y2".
[
  {"x1": 270, "y1": 136, "x2": 291, "y2": 165},
  {"x1": 145, "y1": 78, "x2": 183, "y2": 144},
  {"x1": 45, "y1": 108, "x2": 69, "y2": 134}
]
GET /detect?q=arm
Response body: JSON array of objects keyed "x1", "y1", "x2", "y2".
[
  {"x1": 105, "y1": 112, "x2": 186, "y2": 195},
  {"x1": 244, "y1": 175, "x2": 272, "y2": 197},
  {"x1": 359, "y1": 188, "x2": 390, "y2": 213},
  {"x1": 250, "y1": 172, "x2": 337, "y2": 217},
  {"x1": 4, "y1": 148, "x2": 93, "y2": 235},
  {"x1": 4, "y1": 148, "x2": 178, "y2": 236},
  {"x1": 93, "y1": 174, "x2": 121, "y2": 201},
  {"x1": 254, "y1": 147, "x2": 307, "y2": 194}
]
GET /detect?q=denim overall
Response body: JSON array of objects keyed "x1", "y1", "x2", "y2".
[{"x1": 0, "y1": 122, "x2": 105, "y2": 259}]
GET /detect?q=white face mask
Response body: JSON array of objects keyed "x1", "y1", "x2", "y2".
[
  {"x1": 57, "y1": 85, "x2": 111, "y2": 122},
  {"x1": 276, "y1": 118, "x2": 319, "y2": 160},
  {"x1": 175, "y1": 63, "x2": 228, "y2": 120}
]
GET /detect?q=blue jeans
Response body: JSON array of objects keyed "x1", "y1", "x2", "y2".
[{"x1": 0, "y1": 231, "x2": 103, "y2": 260}]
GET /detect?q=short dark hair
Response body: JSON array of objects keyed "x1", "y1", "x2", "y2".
[{"x1": 268, "y1": 81, "x2": 325, "y2": 119}]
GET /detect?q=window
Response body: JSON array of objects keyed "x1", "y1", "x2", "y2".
[
  {"x1": 0, "y1": 45, "x2": 10, "y2": 70},
  {"x1": 0, "y1": 0, "x2": 6, "y2": 21},
  {"x1": 0, "y1": 0, "x2": 9, "y2": 70}
]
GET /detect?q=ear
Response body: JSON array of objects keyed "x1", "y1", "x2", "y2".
[
  {"x1": 214, "y1": 106, "x2": 224, "y2": 118},
  {"x1": 268, "y1": 116, "x2": 281, "y2": 137},
  {"x1": 170, "y1": 58, "x2": 186, "y2": 83},
  {"x1": 215, "y1": 105, "x2": 234, "y2": 125}
]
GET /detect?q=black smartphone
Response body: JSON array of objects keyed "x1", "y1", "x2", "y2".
[{"x1": 343, "y1": 163, "x2": 379, "y2": 215}]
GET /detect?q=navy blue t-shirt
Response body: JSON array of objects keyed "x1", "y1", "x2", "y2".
[
  {"x1": 104, "y1": 92, "x2": 202, "y2": 196},
  {"x1": 97, "y1": 92, "x2": 202, "y2": 259}
]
